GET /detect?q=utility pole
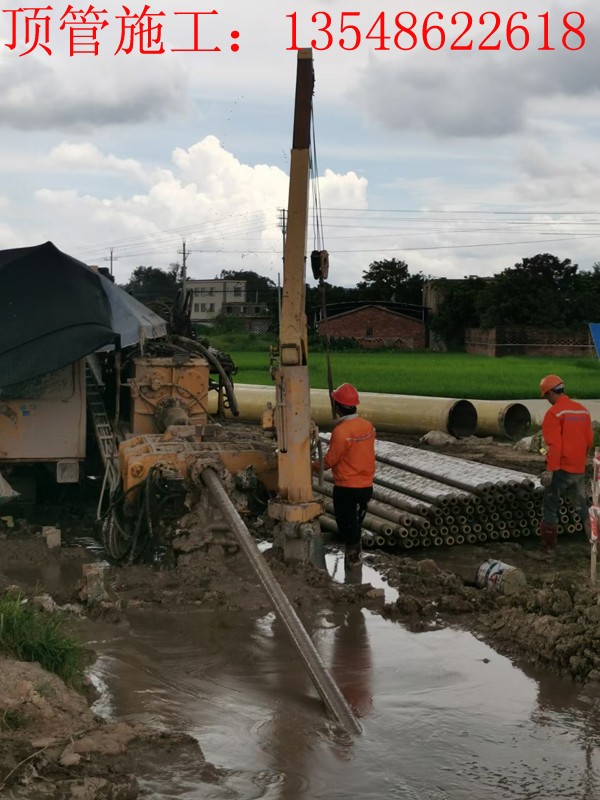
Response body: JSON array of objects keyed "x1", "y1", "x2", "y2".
[
  {"x1": 104, "y1": 248, "x2": 118, "y2": 276},
  {"x1": 177, "y1": 240, "x2": 191, "y2": 284},
  {"x1": 277, "y1": 209, "x2": 287, "y2": 336},
  {"x1": 277, "y1": 207, "x2": 287, "y2": 252}
]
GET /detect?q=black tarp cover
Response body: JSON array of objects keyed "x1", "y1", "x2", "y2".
[{"x1": 0, "y1": 241, "x2": 116, "y2": 389}]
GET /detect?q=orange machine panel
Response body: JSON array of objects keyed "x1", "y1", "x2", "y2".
[
  {"x1": 129, "y1": 356, "x2": 209, "y2": 435},
  {"x1": 118, "y1": 434, "x2": 278, "y2": 495},
  {"x1": 0, "y1": 361, "x2": 85, "y2": 462}
]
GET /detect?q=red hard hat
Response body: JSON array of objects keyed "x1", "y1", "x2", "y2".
[
  {"x1": 539, "y1": 374, "x2": 564, "y2": 397},
  {"x1": 331, "y1": 383, "x2": 360, "y2": 406}
]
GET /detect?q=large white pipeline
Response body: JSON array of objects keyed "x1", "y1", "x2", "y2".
[
  {"x1": 209, "y1": 384, "x2": 478, "y2": 437},
  {"x1": 470, "y1": 400, "x2": 531, "y2": 440}
]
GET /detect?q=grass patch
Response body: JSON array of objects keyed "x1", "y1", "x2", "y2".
[
  {"x1": 198, "y1": 328, "x2": 276, "y2": 353},
  {"x1": 0, "y1": 593, "x2": 86, "y2": 690},
  {"x1": 36, "y1": 680, "x2": 56, "y2": 699},
  {"x1": 0, "y1": 709, "x2": 27, "y2": 731},
  {"x1": 227, "y1": 351, "x2": 600, "y2": 400}
]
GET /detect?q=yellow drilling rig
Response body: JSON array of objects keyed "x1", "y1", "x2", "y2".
[{"x1": 97, "y1": 48, "x2": 325, "y2": 568}]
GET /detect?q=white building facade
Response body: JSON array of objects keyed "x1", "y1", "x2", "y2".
[{"x1": 184, "y1": 278, "x2": 271, "y2": 332}]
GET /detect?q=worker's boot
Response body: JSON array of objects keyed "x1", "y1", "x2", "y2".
[
  {"x1": 344, "y1": 543, "x2": 362, "y2": 570},
  {"x1": 539, "y1": 521, "x2": 558, "y2": 552}
]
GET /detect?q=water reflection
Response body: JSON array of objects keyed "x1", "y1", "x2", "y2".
[
  {"x1": 84, "y1": 606, "x2": 600, "y2": 800},
  {"x1": 528, "y1": 668, "x2": 600, "y2": 800},
  {"x1": 325, "y1": 550, "x2": 399, "y2": 603},
  {"x1": 331, "y1": 606, "x2": 373, "y2": 718}
]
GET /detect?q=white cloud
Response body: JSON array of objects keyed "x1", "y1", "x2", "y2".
[
  {"x1": 354, "y1": 3, "x2": 600, "y2": 140},
  {"x1": 0, "y1": 49, "x2": 189, "y2": 131},
  {"x1": 48, "y1": 143, "x2": 148, "y2": 182},
  {"x1": 1, "y1": 0, "x2": 600, "y2": 286},
  {"x1": 26, "y1": 137, "x2": 368, "y2": 283}
]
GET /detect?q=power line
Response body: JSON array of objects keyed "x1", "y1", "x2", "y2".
[
  {"x1": 61, "y1": 203, "x2": 600, "y2": 271},
  {"x1": 319, "y1": 207, "x2": 600, "y2": 215}
]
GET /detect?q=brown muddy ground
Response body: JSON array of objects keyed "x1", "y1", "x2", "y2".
[
  {"x1": 0, "y1": 656, "x2": 225, "y2": 800},
  {"x1": 0, "y1": 432, "x2": 598, "y2": 795},
  {"x1": 0, "y1": 531, "x2": 233, "y2": 798},
  {"x1": 370, "y1": 434, "x2": 600, "y2": 684},
  {"x1": 0, "y1": 516, "x2": 383, "y2": 797}
]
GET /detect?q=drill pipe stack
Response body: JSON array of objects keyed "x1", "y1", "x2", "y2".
[{"x1": 315, "y1": 437, "x2": 584, "y2": 551}]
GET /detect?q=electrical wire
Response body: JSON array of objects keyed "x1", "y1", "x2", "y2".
[
  {"x1": 310, "y1": 110, "x2": 325, "y2": 254},
  {"x1": 66, "y1": 204, "x2": 600, "y2": 268}
]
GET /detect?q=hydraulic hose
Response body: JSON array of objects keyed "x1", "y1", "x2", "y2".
[{"x1": 170, "y1": 334, "x2": 239, "y2": 417}]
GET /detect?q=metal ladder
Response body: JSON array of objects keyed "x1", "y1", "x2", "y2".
[{"x1": 85, "y1": 358, "x2": 121, "y2": 495}]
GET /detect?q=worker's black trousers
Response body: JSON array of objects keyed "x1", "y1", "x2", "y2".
[{"x1": 332, "y1": 485, "x2": 373, "y2": 547}]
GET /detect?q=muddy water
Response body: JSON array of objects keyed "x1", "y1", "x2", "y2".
[{"x1": 86, "y1": 595, "x2": 600, "y2": 800}]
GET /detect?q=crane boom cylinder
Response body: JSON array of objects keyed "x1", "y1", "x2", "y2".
[{"x1": 268, "y1": 48, "x2": 323, "y2": 537}]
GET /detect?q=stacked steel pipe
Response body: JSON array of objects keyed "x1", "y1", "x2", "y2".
[{"x1": 314, "y1": 437, "x2": 584, "y2": 551}]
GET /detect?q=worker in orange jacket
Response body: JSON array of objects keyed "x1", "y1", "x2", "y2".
[
  {"x1": 312, "y1": 383, "x2": 376, "y2": 568},
  {"x1": 539, "y1": 374, "x2": 593, "y2": 551}
]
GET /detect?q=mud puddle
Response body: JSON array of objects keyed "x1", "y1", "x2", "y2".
[
  {"x1": 3, "y1": 561, "x2": 93, "y2": 598},
  {"x1": 325, "y1": 551, "x2": 399, "y2": 603},
  {"x1": 82, "y1": 605, "x2": 600, "y2": 800}
]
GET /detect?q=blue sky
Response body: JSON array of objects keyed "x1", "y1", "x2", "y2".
[{"x1": 1, "y1": 0, "x2": 599, "y2": 286}]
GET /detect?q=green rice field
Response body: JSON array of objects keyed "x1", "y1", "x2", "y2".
[{"x1": 229, "y1": 351, "x2": 600, "y2": 400}]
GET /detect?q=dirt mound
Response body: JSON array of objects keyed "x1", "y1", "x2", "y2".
[
  {"x1": 373, "y1": 537, "x2": 600, "y2": 683},
  {"x1": 0, "y1": 658, "x2": 229, "y2": 799}
]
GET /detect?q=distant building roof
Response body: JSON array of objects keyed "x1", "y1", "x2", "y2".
[{"x1": 319, "y1": 301, "x2": 425, "y2": 322}]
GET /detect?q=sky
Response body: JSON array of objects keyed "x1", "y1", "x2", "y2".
[{"x1": 1, "y1": 0, "x2": 600, "y2": 288}]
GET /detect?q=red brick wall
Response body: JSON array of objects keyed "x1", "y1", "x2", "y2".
[
  {"x1": 465, "y1": 328, "x2": 496, "y2": 356},
  {"x1": 319, "y1": 307, "x2": 426, "y2": 350},
  {"x1": 465, "y1": 327, "x2": 593, "y2": 357}
]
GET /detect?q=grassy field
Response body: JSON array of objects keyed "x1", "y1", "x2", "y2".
[{"x1": 226, "y1": 351, "x2": 600, "y2": 400}]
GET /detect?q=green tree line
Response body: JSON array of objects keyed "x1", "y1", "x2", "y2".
[{"x1": 124, "y1": 254, "x2": 600, "y2": 350}]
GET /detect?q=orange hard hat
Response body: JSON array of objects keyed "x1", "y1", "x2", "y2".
[
  {"x1": 539, "y1": 374, "x2": 564, "y2": 397},
  {"x1": 331, "y1": 383, "x2": 360, "y2": 406}
]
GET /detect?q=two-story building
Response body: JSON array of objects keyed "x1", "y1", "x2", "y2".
[{"x1": 184, "y1": 278, "x2": 271, "y2": 332}]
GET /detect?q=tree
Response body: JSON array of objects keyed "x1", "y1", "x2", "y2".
[
  {"x1": 125, "y1": 264, "x2": 181, "y2": 300},
  {"x1": 218, "y1": 269, "x2": 278, "y2": 318},
  {"x1": 477, "y1": 253, "x2": 580, "y2": 329},
  {"x1": 305, "y1": 282, "x2": 363, "y2": 330},
  {"x1": 570, "y1": 263, "x2": 600, "y2": 327},
  {"x1": 218, "y1": 269, "x2": 276, "y2": 298},
  {"x1": 430, "y1": 277, "x2": 485, "y2": 350},
  {"x1": 357, "y1": 258, "x2": 425, "y2": 304}
]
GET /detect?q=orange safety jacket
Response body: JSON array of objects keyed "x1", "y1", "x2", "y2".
[
  {"x1": 321, "y1": 414, "x2": 376, "y2": 488},
  {"x1": 542, "y1": 393, "x2": 593, "y2": 473}
]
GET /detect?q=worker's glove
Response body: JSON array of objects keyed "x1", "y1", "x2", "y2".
[{"x1": 540, "y1": 470, "x2": 553, "y2": 488}]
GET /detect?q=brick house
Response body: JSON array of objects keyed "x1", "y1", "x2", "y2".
[{"x1": 317, "y1": 304, "x2": 427, "y2": 350}]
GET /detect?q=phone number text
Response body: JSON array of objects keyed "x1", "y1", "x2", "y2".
[{"x1": 287, "y1": 10, "x2": 586, "y2": 51}]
